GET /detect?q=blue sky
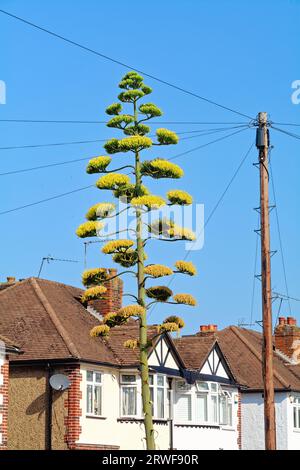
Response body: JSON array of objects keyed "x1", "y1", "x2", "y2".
[{"x1": 1, "y1": 0, "x2": 299, "y2": 333}]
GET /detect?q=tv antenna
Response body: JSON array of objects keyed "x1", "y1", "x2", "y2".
[{"x1": 38, "y1": 255, "x2": 78, "y2": 278}]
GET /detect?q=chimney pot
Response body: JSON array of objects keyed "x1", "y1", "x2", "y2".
[
  {"x1": 287, "y1": 317, "x2": 297, "y2": 326},
  {"x1": 6, "y1": 276, "x2": 16, "y2": 283},
  {"x1": 200, "y1": 325, "x2": 208, "y2": 332},
  {"x1": 278, "y1": 317, "x2": 286, "y2": 326}
]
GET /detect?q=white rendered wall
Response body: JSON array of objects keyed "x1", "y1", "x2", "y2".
[
  {"x1": 78, "y1": 364, "x2": 170, "y2": 450},
  {"x1": 173, "y1": 425, "x2": 238, "y2": 450},
  {"x1": 241, "y1": 392, "x2": 289, "y2": 450},
  {"x1": 0, "y1": 353, "x2": 4, "y2": 446}
]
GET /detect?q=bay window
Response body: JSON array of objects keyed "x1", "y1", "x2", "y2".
[
  {"x1": 86, "y1": 370, "x2": 102, "y2": 416},
  {"x1": 174, "y1": 380, "x2": 235, "y2": 427},
  {"x1": 121, "y1": 374, "x2": 137, "y2": 416}
]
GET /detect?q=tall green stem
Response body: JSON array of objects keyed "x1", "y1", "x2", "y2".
[{"x1": 134, "y1": 99, "x2": 156, "y2": 450}]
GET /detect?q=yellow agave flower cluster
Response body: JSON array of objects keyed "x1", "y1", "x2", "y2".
[
  {"x1": 167, "y1": 190, "x2": 193, "y2": 206},
  {"x1": 131, "y1": 195, "x2": 166, "y2": 210},
  {"x1": 86, "y1": 156, "x2": 112, "y2": 174},
  {"x1": 174, "y1": 260, "x2": 197, "y2": 276},
  {"x1": 157, "y1": 322, "x2": 179, "y2": 333},
  {"x1": 173, "y1": 293, "x2": 197, "y2": 306},
  {"x1": 85, "y1": 202, "x2": 116, "y2": 221},
  {"x1": 141, "y1": 159, "x2": 183, "y2": 179},
  {"x1": 118, "y1": 304, "x2": 146, "y2": 318},
  {"x1": 82, "y1": 268, "x2": 108, "y2": 287},
  {"x1": 90, "y1": 325, "x2": 110, "y2": 337},
  {"x1": 163, "y1": 315, "x2": 185, "y2": 329},
  {"x1": 156, "y1": 128, "x2": 179, "y2": 145},
  {"x1": 76, "y1": 221, "x2": 104, "y2": 238},
  {"x1": 102, "y1": 239, "x2": 134, "y2": 254},
  {"x1": 96, "y1": 173, "x2": 130, "y2": 190},
  {"x1": 144, "y1": 264, "x2": 173, "y2": 278},
  {"x1": 81, "y1": 285, "x2": 107, "y2": 303},
  {"x1": 123, "y1": 339, "x2": 139, "y2": 350}
]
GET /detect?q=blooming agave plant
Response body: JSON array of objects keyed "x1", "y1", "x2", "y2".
[{"x1": 76, "y1": 72, "x2": 197, "y2": 450}]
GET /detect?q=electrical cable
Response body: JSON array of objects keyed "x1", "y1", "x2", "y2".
[{"x1": 0, "y1": 8, "x2": 254, "y2": 120}]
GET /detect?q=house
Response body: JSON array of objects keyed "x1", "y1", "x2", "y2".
[
  {"x1": 181, "y1": 321, "x2": 300, "y2": 450},
  {"x1": 0, "y1": 332, "x2": 21, "y2": 450},
  {"x1": 0, "y1": 274, "x2": 241, "y2": 450}
]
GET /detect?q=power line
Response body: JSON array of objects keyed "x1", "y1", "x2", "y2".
[
  {"x1": 0, "y1": 185, "x2": 94, "y2": 216},
  {"x1": 0, "y1": 126, "x2": 250, "y2": 176},
  {"x1": 0, "y1": 119, "x2": 250, "y2": 125},
  {"x1": 148, "y1": 140, "x2": 255, "y2": 319},
  {"x1": 269, "y1": 152, "x2": 292, "y2": 315},
  {"x1": 271, "y1": 125, "x2": 300, "y2": 141},
  {"x1": 0, "y1": 125, "x2": 249, "y2": 151},
  {"x1": 0, "y1": 8, "x2": 254, "y2": 120},
  {"x1": 169, "y1": 127, "x2": 250, "y2": 161},
  {"x1": 272, "y1": 122, "x2": 300, "y2": 127}
]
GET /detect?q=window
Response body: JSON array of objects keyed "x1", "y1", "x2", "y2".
[
  {"x1": 174, "y1": 380, "x2": 234, "y2": 427},
  {"x1": 86, "y1": 370, "x2": 102, "y2": 416},
  {"x1": 149, "y1": 374, "x2": 167, "y2": 419},
  {"x1": 292, "y1": 396, "x2": 300, "y2": 429},
  {"x1": 121, "y1": 374, "x2": 137, "y2": 416}
]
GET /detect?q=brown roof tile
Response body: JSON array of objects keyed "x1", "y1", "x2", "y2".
[{"x1": 0, "y1": 277, "x2": 159, "y2": 366}]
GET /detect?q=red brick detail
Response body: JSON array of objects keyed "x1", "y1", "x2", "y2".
[
  {"x1": 88, "y1": 268, "x2": 123, "y2": 317},
  {"x1": 274, "y1": 319, "x2": 300, "y2": 360},
  {"x1": 64, "y1": 366, "x2": 82, "y2": 450},
  {"x1": 0, "y1": 358, "x2": 9, "y2": 450},
  {"x1": 237, "y1": 391, "x2": 242, "y2": 450},
  {"x1": 73, "y1": 444, "x2": 120, "y2": 450}
]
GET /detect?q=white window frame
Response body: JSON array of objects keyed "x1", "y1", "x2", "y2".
[
  {"x1": 120, "y1": 373, "x2": 139, "y2": 418},
  {"x1": 86, "y1": 370, "x2": 103, "y2": 417},
  {"x1": 292, "y1": 396, "x2": 300, "y2": 430},
  {"x1": 174, "y1": 380, "x2": 235, "y2": 428},
  {"x1": 149, "y1": 374, "x2": 168, "y2": 420}
]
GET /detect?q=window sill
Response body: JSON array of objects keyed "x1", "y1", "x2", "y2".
[
  {"x1": 293, "y1": 428, "x2": 300, "y2": 433},
  {"x1": 174, "y1": 423, "x2": 220, "y2": 429},
  {"x1": 86, "y1": 415, "x2": 107, "y2": 420},
  {"x1": 220, "y1": 426, "x2": 235, "y2": 431},
  {"x1": 117, "y1": 417, "x2": 168, "y2": 425}
]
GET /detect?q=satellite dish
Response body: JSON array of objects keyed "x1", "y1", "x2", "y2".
[{"x1": 49, "y1": 374, "x2": 70, "y2": 391}]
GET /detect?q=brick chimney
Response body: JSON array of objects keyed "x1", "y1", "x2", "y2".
[
  {"x1": 274, "y1": 316, "x2": 300, "y2": 362},
  {"x1": 87, "y1": 268, "x2": 123, "y2": 317},
  {"x1": 197, "y1": 324, "x2": 218, "y2": 336},
  {"x1": 0, "y1": 276, "x2": 17, "y2": 291}
]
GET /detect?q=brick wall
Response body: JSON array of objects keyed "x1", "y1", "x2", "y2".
[
  {"x1": 274, "y1": 317, "x2": 300, "y2": 360},
  {"x1": 64, "y1": 366, "x2": 82, "y2": 449},
  {"x1": 0, "y1": 358, "x2": 9, "y2": 450},
  {"x1": 88, "y1": 268, "x2": 123, "y2": 317}
]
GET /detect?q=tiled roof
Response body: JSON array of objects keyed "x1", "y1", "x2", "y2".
[
  {"x1": 174, "y1": 335, "x2": 216, "y2": 370},
  {"x1": 216, "y1": 326, "x2": 300, "y2": 390},
  {"x1": 0, "y1": 277, "x2": 157, "y2": 366}
]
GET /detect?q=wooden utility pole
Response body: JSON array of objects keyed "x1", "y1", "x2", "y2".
[{"x1": 256, "y1": 112, "x2": 276, "y2": 450}]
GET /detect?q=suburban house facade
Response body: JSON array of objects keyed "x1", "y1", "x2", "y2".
[
  {"x1": 0, "y1": 274, "x2": 240, "y2": 450},
  {"x1": 0, "y1": 273, "x2": 300, "y2": 450}
]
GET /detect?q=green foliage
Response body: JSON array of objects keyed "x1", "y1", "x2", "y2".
[
  {"x1": 167, "y1": 190, "x2": 192, "y2": 205},
  {"x1": 118, "y1": 90, "x2": 145, "y2": 102},
  {"x1": 107, "y1": 115, "x2": 134, "y2": 129},
  {"x1": 102, "y1": 239, "x2": 134, "y2": 254},
  {"x1": 105, "y1": 102, "x2": 122, "y2": 115},
  {"x1": 141, "y1": 159, "x2": 184, "y2": 179},
  {"x1": 174, "y1": 260, "x2": 197, "y2": 276},
  {"x1": 104, "y1": 138, "x2": 121, "y2": 154},
  {"x1": 118, "y1": 135, "x2": 152, "y2": 152},
  {"x1": 131, "y1": 195, "x2": 166, "y2": 210},
  {"x1": 76, "y1": 221, "x2": 104, "y2": 238},
  {"x1": 139, "y1": 103, "x2": 162, "y2": 118},
  {"x1": 119, "y1": 72, "x2": 144, "y2": 89},
  {"x1": 85, "y1": 203, "x2": 116, "y2": 221},
  {"x1": 124, "y1": 123, "x2": 150, "y2": 136},
  {"x1": 141, "y1": 85, "x2": 152, "y2": 95},
  {"x1": 86, "y1": 156, "x2": 112, "y2": 174},
  {"x1": 96, "y1": 173, "x2": 131, "y2": 190},
  {"x1": 146, "y1": 286, "x2": 173, "y2": 302},
  {"x1": 163, "y1": 315, "x2": 185, "y2": 328},
  {"x1": 82, "y1": 268, "x2": 108, "y2": 286},
  {"x1": 156, "y1": 128, "x2": 179, "y2": 145},
  {"x1": 144, "y1": 264, "x2": 173, "y2": 278}
]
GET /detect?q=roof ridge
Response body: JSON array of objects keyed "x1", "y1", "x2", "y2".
[
  {"x1": 230, "y1": 326, "x2": 290, "y2": 389},
  {"x1": 30, "y1": 278, "x2": 80, "y2": 359},
  {"x1": 0, "y1": 277, "x2": 30, "y2": 296}
]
